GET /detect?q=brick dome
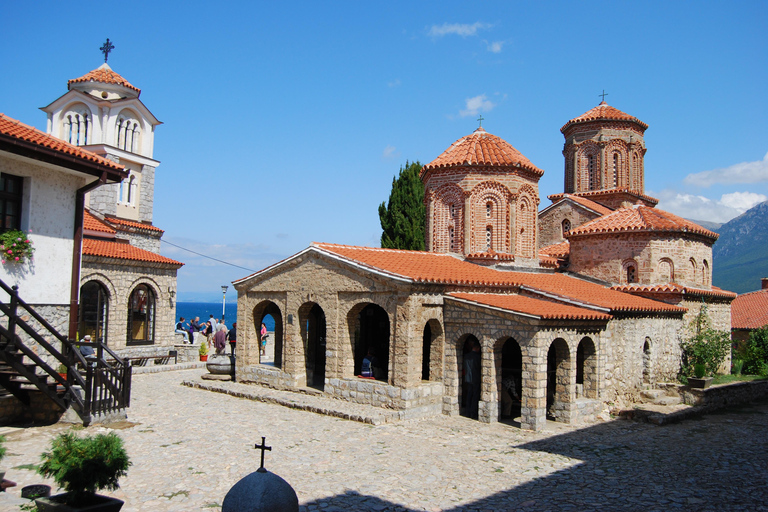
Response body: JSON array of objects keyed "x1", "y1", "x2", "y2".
[{"x1": 561, "y1": 101, "x2": 648, "y2": 133}]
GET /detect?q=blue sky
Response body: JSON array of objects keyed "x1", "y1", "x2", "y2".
[{"x1": 2, "y1": 1, "x2": 767, "y2": 299}]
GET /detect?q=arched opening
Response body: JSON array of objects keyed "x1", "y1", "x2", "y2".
[
  {"x1": 643, "y1": 338, "x2": 652, "y2": 385},
  {"x1": 561, "y1": 218, "x2": 571, "y2": 237},
  {"x1": 458, "y1": 334, "x2": 481, "y2": 419},
  {"x1": 576, "y1": 337, "x2": 597, "y2": 399},
  {"x1": 127, "y1": 284, "x2": 155, "y2": 345},
  {"x1": 485, "y1": 225, "x2": 492, "y2": 251},
  {"x1": 546, "y1": 338, "x2": 570, "y2": 421},
  {"x1": 702, "y1": 260, "x2": 710, "y2": 286},
  {"x1": 499, "y1": 338, "x2": 522, "y2": 421},
  {"x1": 351, "y1": 303, "x2": 390, "y2": 382},
  {"x1": 253, "y1": 301, "x2": 283, "y2": 369},
  {"x1": 421, "y1": 319, "x2": 444, "y2": 382},
  {"x1": 79, "y1": 281, "x2": 109, "y2": 344},
  {"x1": 300, "y1": 302, "x2": 326, "y2": 389}
]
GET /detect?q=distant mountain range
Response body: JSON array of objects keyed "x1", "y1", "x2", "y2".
[{"x1": 706, "y1": 201, "x2": 768, "y2": 294}]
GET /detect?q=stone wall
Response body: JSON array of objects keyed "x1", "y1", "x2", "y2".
[
  {"x1": 538, "y1": 200, "x2": 601, "y2": 248},
  {"x1": 119, "y1": 231, "x2": 161, "y2": 253},
  {"x1": 87, "y1": 182, "x2": 118, "y2": 217},
  {"x1": 681, "y1": 380, "x2": 768, "y2": 408},
  {"x1": 139, "y1": 164, "x2": 155, "y2": 223},
  {"x1": 0, "y1": 392, "x2": 64, "y2": 426}
]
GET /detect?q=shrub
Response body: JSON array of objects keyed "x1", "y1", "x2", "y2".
[
  {"x1": 694, "y1": 363, "x2": 706, "y2": 378},
  {"x1": 199, "y1": 340, "x2": 208, "y2": 356},
  {"x1": 0, "y1": 435, "x2": 6, "y2": 463},
  {"x1": 732, "y1": 359, "x2": 744, "y2": 376},
  {"x1": 741, "y1": 325, "x2": 768, "y2": 376},
  {"x1": 681, "y1": 305, "x2": 731, "y2": 378},
  {"x1": 37, "y1": 431, "x2": 130, "y2": 506}
]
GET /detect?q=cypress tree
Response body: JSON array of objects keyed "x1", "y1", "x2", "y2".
[{"x1": 378, "y1": 161, "x2": 425, "y2": 251}]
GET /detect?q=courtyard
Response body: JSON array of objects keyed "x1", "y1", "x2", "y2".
[{"x1": 1, "y1": 368, "x2": 767, "y2": 511}]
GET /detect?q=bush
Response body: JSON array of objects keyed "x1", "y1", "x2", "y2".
[
  {"x1": 0, "y1": 435, "x2": 6, "y2": 464},
  {"x1": 732, "y1": 359, "x2": 744, "y2": 376},
  {"x1": 741, "y1": 325, "x2": 768, "y2": 376},
  {"x1": 694, "y1": 363, "x2": 706, "y2": 378},
  {"x1": 681, "y1": 305, "x2": 731, "y2": 378},
  {"x1": 199, "y1": 340, "x2": 208, "y2": 356},
  {"x1": 38, "y1": 431, "x2": 130, "y2": 506}
]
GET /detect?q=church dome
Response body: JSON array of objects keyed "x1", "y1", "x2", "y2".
[
  {"x1": 421, "y1": 127, "x2": 543, "y2": 176},
  {"x1": 560, "y1": 101, "x2": 648, "y2": 133},
  {"x1": 566, "y1": 206, "x2": 718, "y2": 240},
  {"x1": 68, "y1": 63, "x2": 141, "y2": 98}
]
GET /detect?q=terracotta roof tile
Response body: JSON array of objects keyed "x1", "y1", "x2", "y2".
[
  {"x1": 465, "y1": 250, "x2": 515, "y2": 262},
  {"x1": 105, "y1": 216, "x2": 164, "y2": 233},
  {"x1": 561, "y1": 101, "x2": 648, "y2": 132},
  {"x1": 422, "y1": 127, "x2": 543, "y2": 176},
  {"x1": 547, "y1": 193, "x2": 613, "y2": 216},
  {"x1": 732, "y1": 290, "x2": 768, "y2": 330},
  {"x1": 84, "y1": 211, "x2": 116, "y2": 235},
  {"x1": 550, "y1": 188, "x2": 659, "y2": 207},
  {"x1": 68, "y1": 63, "x2": 140, "y2": 94},
  {"x1": 311, "y1": 243, "x2": 683, "y2": 314},
  {"x1": 0, "y1": 114, "x2": 125, "y2": 172},
  {"x1": 83, "y1": 239, "x2": 182, "y2": 266},
  {"x1": 540, "y1": 241, "x2": 570, "y2": 259},
  {"x1": 449, "y1": 293, "x2": 612, "y2": 321},
  {"x1": 611, "y1": 283, "x2": 737, "y2": 300},
  {"x1": 567, "y1": 206, "x2": 718, "y2": 240},
  {"x1": 538, "y1": 255, "x2": 560, "y2": 268}
]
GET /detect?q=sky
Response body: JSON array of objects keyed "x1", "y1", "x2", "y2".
[{"x1": 2, "y1": 1, "x2": 767, "y2": 300}]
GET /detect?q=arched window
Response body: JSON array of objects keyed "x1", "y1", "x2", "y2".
[
  {"x1": 613, "y1": 153, "x2": 619, "y2": 188},
  {"x1": 689, "y1": 258, "x2": 698, "y2": 284},
  {"x1": 450, "y1": 204, "x2": 455, "y2": 218},
  {"x1": 117, "y1": 181, "x2": 124, "y2": 203},
  {"x1": 627, "y1": 265, "x2": 637, "y2": 284},
  {"x1": 449, "y1": 226, "x2": 455, "y2": 252},
  {"x1": 486, "y1": 202, "x2": 492, "y2": 218},
  {"x1": 562, "y1": 219, "x2": 571, "y2": 237},
  {"x1": 116, "y1": 114, "x2": 141, "y2": 152},
  {"x1": 127, "y1": 175, "x2": 136, "y2": 205},
  {"x1": 128, "y1": 284, "x2": 155, "y2": 344},
  {"x1": 485, "y1": 226, "x2": 492, "y2": 250},
  {"x1": 588, "y1": 155, "x2": 595, "y2": 190},
  {"x1": 78, "y1": 281, "x2": 109, "y2": 344},
  {"x1": 702, "y1": 260, "x2": 710, "y2": 286},
  {"x1": 658, "y1": 258, "x2": 674, "y2": 283},
  {"x1": 62, "y1": 106, "x2": 91, "y2": 146}
]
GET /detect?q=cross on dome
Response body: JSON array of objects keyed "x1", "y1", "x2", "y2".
[
  {"x1": 100, "y1": 38, "x2": 115, "y2": 63},
  {"x1": 254, "y1": 436, "x2": 272, "y2": 473},
  {"x1": 599, "y1": 89, "x2": 608, "y2": 103}
]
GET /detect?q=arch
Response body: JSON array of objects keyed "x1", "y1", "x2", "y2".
[
  {"x1": 127, "y1": 283, "x2": 156, "y2": 345},
  {"x1": 642, "y1": 337, "x2": 652, "y2": 385},
  {"x1": 299, "y1": 302, "x2": 326, "y2": 389},
  {"x1": 689, "y1": 258, "x2": 698, "y2": 284},
  {"x1": 623, "y1": 258, "x2": 638, "y2": 284},
  {"x1": 561, "y1": 218, "x2": 571, "y2": 237},
  {"x1": 702, "y1": 259, "x2": 710, "y2": 286},
  {"x1": 576, "y1": 337, "x2": 597, "y2": 399},
  {"x1": 431, "y1": 184, "x2": 465, "y2": 253},
  {"x1": 497, "y1": 337, "x2": 522, "y2": 421},
  {"x1": 470, "y1": 181, "x2": 510, "y2": 253},
  {"x1": 79, "y1": 281, "x2": 109, "y2": 344},
  {"x1": 630, "y1": 150, "x2": 642, "y2": 190},
  {"x1": 421, "y1": 318, "x2": 444, "y2": 382},
  {"x1": 127, "y1": 175, "x2": 136, "y2": 205},
  {"x1": 252, "y1": 300, "x2": 284, "y2": 369},
  {"x1": 61, "y1": 102, "x2": 92, "y2": 146},
  {"x1": 348, "y1": 303, "x2": 390, "y2": 382},
  {"x1": 458, "y1": 334, "x2": 481, "y2": 419},
  {"x1": 485, "y1": 225, "x2": 492, "y2": 251},
  {"x1": 516, "y1": 194, "x2": 536, "y2": 258},
  {"x1": 658, "y1": 257, "x2": 674, "y2": 283},
  {"x1": 546, "y1": 338, "x2": 571, "y2": 422},
  {"x1": 115, "y1": 109, "x2": 141, "y2": 153},
  {"x1": 577, "y1": 143, "x2": 601, "y2": 192}
]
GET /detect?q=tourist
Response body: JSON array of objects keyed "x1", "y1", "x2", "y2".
[
  {"x1": 260, "y1": 322, "x2": 268, "y2": 356},
  {"x1": 214, "y1": 323, "x2": 228, "y2": 355},
  {"x1": 361, "y1": 348, "x2": 379, "y2": 378},
  {"x1": 464, "y1": 340, "x2": 482, "y2": 419},
  {"x1": 227, "y1": 322, "x2": 237, "y2": 356},
  {"x1": 500, "y1": 373, "x2": 519, "y2": 418},
  {"x1": 175, "y1": 317, "x2": 188, "y2": 343},
  {"x1": 79, "y1": 334, "x2": 95, "y2": 358},
  {"x1": 209, "y1": 315, "x2": 219, "y2": 333},
  {"x1": 203, "y1": 321, "x2": 213, "y2": 349}
]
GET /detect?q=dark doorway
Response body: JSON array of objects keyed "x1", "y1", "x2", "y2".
[
  {"x1": 422, "y1": 323, "x2": 431, "y2": 381},
  {"x1": 254, "y1": 302, "x2": 282, "y2": 369},
  {"x1": 79, "y1": 281, "x2": 109, "y2": 343},
  {"x1": 500, "y1": 338, "x2": 522, "y2": 421},
  {"x1": 354, "y1": 304, "x2": 390, "y2": 381},
  {"x1": 459, "y1": 334, "x2": 480, "y2": 418},
  {"x1": 546, "y1": 339, "x2": 570, "y2": 421},
  {"x1": 306, "y1": 304, "x2": 326, "y2": 389}
]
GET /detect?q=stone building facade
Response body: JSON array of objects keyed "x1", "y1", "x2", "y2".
[{"x1": 234, "y1": 102, "x2": 734, "y2": 432}]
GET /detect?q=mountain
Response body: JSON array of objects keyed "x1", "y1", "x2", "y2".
[
  {"x1": 689, "y1": 219, "x2": 722, "y2": 232},
  {"x1": 712, "y1": 201, "x2": 768, "y2": 294}
]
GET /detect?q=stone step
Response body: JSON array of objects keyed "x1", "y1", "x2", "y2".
[
  {"x1": 641, "y1": 389, "x2": 665, "y2": 400},
  {"x1": 655, "y1": 396, "x2": 682, "y2": 406}
]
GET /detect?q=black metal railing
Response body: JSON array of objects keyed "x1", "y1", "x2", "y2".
[{"x1": 0, "y1": 280, "x2": 131, "y2": 425}]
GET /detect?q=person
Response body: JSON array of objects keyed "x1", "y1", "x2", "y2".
[
  {"x1": 209, "y1": 315, "x2": 219, "y2": 334},
  {"x1": 464, "y1": 340, "x2": 482, "y2": 419},
  {"x1": 213, "y1": 323, "x2": 228, "y2": 355},
  {"x1": 260, "y1": 322, "x2": 268, "y2": 356},
  {"x1": 500, "y1": 373, "x2": 519, "y2": 418},
  {"x1": 188, "y1": 316, "x2": 201, "y2": 345},
  {"x1": 79, "y1": 334, "x2": 95, "y2": 357},
  {"x1": 203, "y1": 321, "x2": 213, "y2": 349},
  {"x1": 227, "y1": 322, "x2": 237, "y2": 356},
  {"x1": 361, "y1": 348, "x2": 379, "y2": 378},
  {"x1": 175, "y1": 317, "x2": 189, "y2": 343}
]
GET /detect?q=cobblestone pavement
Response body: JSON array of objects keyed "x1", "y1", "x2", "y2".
[{"x1": 2, "y1": 368, "x2": 768, "y2": 511}]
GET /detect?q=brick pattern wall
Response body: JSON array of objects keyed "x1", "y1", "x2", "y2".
[{"x1": 538, "y1": 201, "x2": 601, "y2": 248}]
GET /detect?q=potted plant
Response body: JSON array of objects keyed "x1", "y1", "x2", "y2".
[
  {"x1": 34, "y1": 432, "x2": 130, "y2": 511},
  {"x1": 199, "y1": 340, "x2": 209, "y2": 362},
  {"x1": 688, "y1": 363, "x2": 713, "y2": 389},
  {"x1": 0, "y1": 229, "x2": 34, "y2": 265},
  {"x1": 56, "y1": 364, "x2": 68, "y2": 382}
]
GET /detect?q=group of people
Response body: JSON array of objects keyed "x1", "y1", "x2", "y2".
[{"x1": 175, "y1": 315, "x2": 237, "y2": 356}]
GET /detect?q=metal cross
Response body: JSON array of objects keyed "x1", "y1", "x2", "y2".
[
  {"x1": 477, "y1": 114, "x2": 484, "y2": 128},
  {"x1": 599, "y1": 89, "x2": 608, "y2": 102},
  {"x1": 100, "y1": 38, "x2": 115, "y2": 63},
  {"x1": 255, "y1": 436, "x2": 272, "y2": 473}
]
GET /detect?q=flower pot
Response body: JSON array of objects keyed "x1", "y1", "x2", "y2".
[
  {"x1": 35, "y1": 493, "x2": 124, "y2": 511},
  {"x1": 687, "y1": 377, "x2": 713, "y2": 389},
  {"x1": 199, "y1": 355, "x2": 208, "y2": 362},
  {"x1": 21, "y1": 484, "x2": 51, "y2": 499}
]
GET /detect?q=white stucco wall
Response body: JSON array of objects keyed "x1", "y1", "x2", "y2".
[{"x1": 0, "y1": 151, "x2": 87, "y2": 304}]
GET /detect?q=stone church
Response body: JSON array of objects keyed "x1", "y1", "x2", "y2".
[
  {"x1": 41, "y1": 62, "x2": 183, "y2": 356},
  {"x1": 233, "y1": 102, "x2": 734, "y2": 431}
]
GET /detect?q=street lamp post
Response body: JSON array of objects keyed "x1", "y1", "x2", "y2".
[{"x1": 221, "y1": 285, "x2": 228, "y2": 321}]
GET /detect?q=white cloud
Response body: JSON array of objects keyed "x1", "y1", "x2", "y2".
[
  {"x1": 486, "y1": 40, "x2": 504, "y2": 53},
  {"x1": 387, "y1": 78, "x2": 401, "y2": 88},
  {"x1": 459, "y1": 94, "x2": 495, "y2": 118},
  {"x1": 382, "y1": 145, "x2": 399, "y2": 160},
  {"x1": 428, "y1": 22, "x2": 489, "y2": 38},
  {"x1": 654, "y1": 189, "x2": 767, "y2": 223},
  {"x1": 684, "y1": 151, "x2": 768, "y2": 187}
]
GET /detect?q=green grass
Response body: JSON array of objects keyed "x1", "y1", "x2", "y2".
[{"x1": 712, "y1": 374, "x2": 768, "y2": 385}]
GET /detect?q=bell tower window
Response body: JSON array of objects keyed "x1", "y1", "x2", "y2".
[
  {"x1": 485, "y1": 226, "x2": 492, "y2": 251},
  {"x1": 588, "y1": 155, "x2": 595, "y2": 190},
  {"x1": 486, "y1": 202, "x2": 492, "y2": 218},
  {"x1": 449, "y1": 227, "x2": 455, "y2": 252}
]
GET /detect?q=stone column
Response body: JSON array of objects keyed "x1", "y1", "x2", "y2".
[{"x1": 520, "y1": 345, "x2": 546, "y2": 431}]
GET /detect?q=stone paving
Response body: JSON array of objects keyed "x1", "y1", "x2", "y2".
[{"x1": 2, "y1": 368, "x2": 768, "y2": 511}]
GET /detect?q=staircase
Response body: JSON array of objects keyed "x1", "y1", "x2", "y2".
[{"x1": 0, "y1": 280, "x2": 131, "y2": 426}]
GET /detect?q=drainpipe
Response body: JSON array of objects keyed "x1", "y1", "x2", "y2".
[{"x1": 69, "y1": 172, "x2": 108, "y2": 340}]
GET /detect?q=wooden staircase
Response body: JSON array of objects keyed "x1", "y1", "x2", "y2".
[{"x1": 0, "y1": 280, "x2": 131, "y2": 426}]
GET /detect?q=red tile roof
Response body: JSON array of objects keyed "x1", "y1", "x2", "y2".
[
  {"x1": 84, "y1": 211, "x2": 116, "y2": 235},
  {"x1": 567, "y1": 206, "x2": 718, "y2": 241},
  {"x1": 449, "y1": 293, "x2": 612, "y2": 321},
  {"x1": 465, "y1": 250, "x2": 516, "y2": 262},
  {"x1": 731, "y1": 290, "x2": 768, "y2": 330},
  {"x1": 540, "y1": 241, "x2": 570, "y2": 259},
  {"x1": 422, "y1": 127, "x2": 543, "y2": 177},
  {"x1": 611, "y1": 283, "x2": 736, "y2": 300},
  {"x1": 105, "y1": 216, "x2": 164, "y2": 233},
  {"x1": 550, "y1": 188, "x2": 659, "y2": 207},
  {"x1": 68, "y1": 64, "x2": 140, "y2": 94},
  {"x1": 83, "y1": 239, "x2": 182, "y2": 266},
  {"x1": 0, "y1": 114, "x2": 125, "y2": 172},
  {"x1": 309, "y1": 243, "x2": 684, "y2": 314},
  {"x1": 561, "y1": 101, "x2": 648, "y2": 132},
  {"x1": 547, "y1": 193, "x2": 613, "y2": 216}
]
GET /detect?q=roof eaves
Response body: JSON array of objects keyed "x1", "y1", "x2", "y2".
[{"x1": 445, "y1": 295, "x2": 541, "y2": 320}]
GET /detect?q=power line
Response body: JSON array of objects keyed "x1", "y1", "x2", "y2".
[{"x1": 161, "y1": 239, "x2": 258, "y2": 273}]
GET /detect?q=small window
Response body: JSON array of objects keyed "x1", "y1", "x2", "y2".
[
  {"x1": 486, "y1": 202, "x2": 492, "y2": 218},
  {"x1": 450, "y1": 204, "x2": 455, "y2": 218},
  {"x1": 562, "y1": 219, "x2": 571, "y2": 237},
  {"x1": 0, "y1": 173, "x2": 24, "y2": 232},
  {"x1": 449, "y1": 227, "x2": 455, "y2": 252},
  {"x1": 485, "y1": 226, "x2": 492, "y2": 250},
  {"x1": 627, "y1": 265, "x2": 637, "y2": 284},
  {"x1": 588, "y1": 155, "x2": 595, "y2": 190}
]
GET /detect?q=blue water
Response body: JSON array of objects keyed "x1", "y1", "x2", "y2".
[{"x1": 175, "y1": 302, "x2": 275, "y2": 330}]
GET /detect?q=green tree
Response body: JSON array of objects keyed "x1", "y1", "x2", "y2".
[
  {"x1": 680, "y1": 304, "x2": 731, "y2": 377},
  {"x1": 378, "y1": 161, "x2": 425, "y2": 250},
  {"x1": 741, "y1": 325, "x2": 768, "y2": 376}
]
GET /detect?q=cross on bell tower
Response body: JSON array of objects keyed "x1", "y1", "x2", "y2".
[{"x1": 100, "y1": 38, "x2": 115, "y2": 63}]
